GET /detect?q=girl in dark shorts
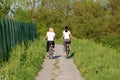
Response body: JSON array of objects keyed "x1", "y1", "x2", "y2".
[{"x1": 62, "y1": 26, "x2": 72, "y2": 53}]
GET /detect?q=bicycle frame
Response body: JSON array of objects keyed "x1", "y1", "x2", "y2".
[
  {"x1": 48, "y1": 42, "x2": 54, "y2": 59},
  {"x1": 65, "y1": 42, "x2": 70, "y2": 58}
]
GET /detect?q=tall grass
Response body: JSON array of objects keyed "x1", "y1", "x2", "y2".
[
  {"x1": 71, "y1": 38, "x2": 120, "y2": 80},
  {"x1": 0, "y1": 38, "x2": 45, "y2": 80}
]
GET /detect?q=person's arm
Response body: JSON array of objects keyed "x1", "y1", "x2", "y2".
[
  {"x1": 62, "y1": 32, "x2": 64, "y2": 39},
  {"x1": 54, "y1": 33, "x2": 56, "y2": 40},
  {"x1": 69, "y1": 32, "x2": 73, "y2": 39}
]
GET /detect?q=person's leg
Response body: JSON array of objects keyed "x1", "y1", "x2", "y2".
[
  {"x1": 46, "y1": 41, "x2": 49, "y2": 52},
  {"x1": 46, "y1": 41, "x2": 50, "y2": 57},
  {"x1": 47, "y1": 41, "x2": 49, "y2": 52},
  {"x1": 63, "y1": 41, "x2": 66, "y2": 52},
  {"x1": 64, "y1": 39, "x2": 69, "y2": 52},
  {"x1": 52, "y1": 41, "x2": 55, "y2": 48},
  {"x1": 52, "y1": 41, "x2": 55, "y2": 51},
  {"x1": 63, "y1": 41, "x2": 67, "y2": 57},
  {"x1": 69, "y1": 40, "x2": 71, "y2": 50}
]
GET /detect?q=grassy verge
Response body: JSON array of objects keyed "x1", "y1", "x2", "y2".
[
  {"x1": 71, "y1": 38, "x2": 120, "y2": 80},
  {"x1": 0, "y1": 38, "x2": 45, "y2": 80},
  {"x1": 55, "y1": 38, "x2": 63, "y2": 44}
]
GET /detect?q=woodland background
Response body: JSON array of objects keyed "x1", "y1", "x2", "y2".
[{"x1": 0, "y1": 0, "x2": 120, "y2": 49}]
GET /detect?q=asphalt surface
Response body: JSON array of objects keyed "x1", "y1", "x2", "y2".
[{"x1": 35, "y1": 44, "x2": 85, "y2": 80}]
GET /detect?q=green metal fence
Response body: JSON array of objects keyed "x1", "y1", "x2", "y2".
[{"x1": 0, "y1": 17, "x2": 37, "y2": 61}]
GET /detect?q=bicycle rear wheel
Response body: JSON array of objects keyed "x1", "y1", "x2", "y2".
[
  {"x1": 49, "y1": 45, "x2": 53, "y2": 59},
  {"x1": 66, "y1": 44, "x2": 70, "y2": 58}
]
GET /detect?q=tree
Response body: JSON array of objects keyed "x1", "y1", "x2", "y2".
[
  {"x1": 71, "y1": 0, "x2": 107, "y2": 40},
  {"x1": 108, "y1": 0, "x2": 120, "y2": 38},
  {"x1": 109, "y1": 0, "x2": 120, "y2": 15},
  {"x1": 0, "y1": 0, "x2": 10, "y2": 16}
]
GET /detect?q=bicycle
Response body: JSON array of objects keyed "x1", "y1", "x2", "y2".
[
  {"x1": 48, "y1": 42, "x2": 54, "y2": 59},
  {"x1": 64, "y1": 42, "x2": 70, "y2": 58}
]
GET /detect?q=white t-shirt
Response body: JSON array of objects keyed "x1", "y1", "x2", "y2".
[
  {"x1": 63, "y1": 30, "x2": 71, "y2": 39},
  {"x1": 47, "y1": 32, "x2": 55, "y2": 41}
]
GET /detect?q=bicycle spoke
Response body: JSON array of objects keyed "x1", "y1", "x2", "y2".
[{"x1": 48, "y1": 45, "x2": 54, "y2": 59}]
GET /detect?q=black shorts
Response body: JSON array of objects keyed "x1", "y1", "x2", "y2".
[
  {"x1": 46, "y1": 41, "x2": 55, "y2": 52},
  {"x1": 64, "y1": 39, "x2": 71, "y2": 43}
]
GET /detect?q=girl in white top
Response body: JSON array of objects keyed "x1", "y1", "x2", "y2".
[
  {"x1": 62, "y1": 26, "x2": 72, "y2": 42},
  {"x1": 62, "y1": 26, "x2": 72, "y2": 53},
  {"x1": 45, "y1": 28, "x2": 55, "y2": 53}
]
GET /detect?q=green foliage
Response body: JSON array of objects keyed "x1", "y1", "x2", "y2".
[
  {"x1": 101, "y1": 33, "x2": 120, "y2": 48},
  {"x1": 0, "y1": 39, "x2": 45, "y2": 80},
  {"x1": 15, "y1": 8, "x2": 33, "y2": 22},
  {"x1": 109, "y1": 0, "x2": 120, "y2": 15},
  {"x1": 72, "y1": 38, "x2": 120, "y2": 80},
  {"x1": 0, "y1": 4, "x2": 9, "y2": 17},
  {"x1": 8, "y1": 0, "x2": 120, "y2": 48},
  {"x1": 0, "y1": 0, "x2": 16, "y2": 17},
  {"x1": 33, "y1": 0, "x2": 111, "y2": 42},
  {"x1": 72, "y1": 1, "x2": 107, "y2": 39}
]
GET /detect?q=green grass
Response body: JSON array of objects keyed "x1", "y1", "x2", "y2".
[
  {"x1": 0, "y1": 38, "x2": 46, "y2": 80},
  {"x1": 1, "y1": 38, "x2": 119, "y2": 80},
  {"x1": 71, "y1": 38, "x2": 120, "y2": 80},
  {"x1": 55, "y1": 38, "x2": 64, "y2": 44}
]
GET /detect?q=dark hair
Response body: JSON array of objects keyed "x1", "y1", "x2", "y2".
[{"x1": 65, "y1": 26, "x2": 68, "y2": 32}]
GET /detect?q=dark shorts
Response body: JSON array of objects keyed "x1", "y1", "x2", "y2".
[
  {"x1": 64, "y1": 39, "x2": 71, "y2": 43},
  {"x1": 46, "y1": 41, "x2": 55, "y2": 52},
  {"x1": 63, "y1": 39, "x2": 71, "y2": 52}
]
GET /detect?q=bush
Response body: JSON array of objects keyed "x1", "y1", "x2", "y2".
[{"x1": 101, "y1": 33, "x2": 120, "y2": 48}]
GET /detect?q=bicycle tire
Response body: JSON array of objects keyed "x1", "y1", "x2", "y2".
[
  {"x1": 66, "y1": 44, "x2": 70, "y2": 58},
  {"x1": 49, "y1": 45, "x2": 53, "y2": 59}
]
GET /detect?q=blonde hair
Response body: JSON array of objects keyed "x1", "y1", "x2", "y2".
[{"x1": 49, "y1": 28, "x2": 54, "y2": 32}]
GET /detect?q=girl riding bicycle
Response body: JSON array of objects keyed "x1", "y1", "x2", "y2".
[
  {"x1": 45, "y1": 28, "x2": 56, "y2": 57},
  {"x1": 62, "y1": 26, "x2": 72, "y2": 56}
]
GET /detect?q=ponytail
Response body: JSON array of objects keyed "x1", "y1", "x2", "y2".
[{"x1": 65, "y1": 26, "x2": 68, "y2": 32}]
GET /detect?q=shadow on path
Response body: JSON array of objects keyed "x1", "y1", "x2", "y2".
[
  {"x1": 67, "y1": 52, "x2": 76, "y2": 59},
  {"x1": 52, "y1": 55, "x2": 62, "y2": 59}
]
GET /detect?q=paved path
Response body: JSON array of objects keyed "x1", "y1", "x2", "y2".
[{"x1": 35, "y1": 44, "x2": 85, "y2": 80}]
